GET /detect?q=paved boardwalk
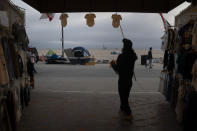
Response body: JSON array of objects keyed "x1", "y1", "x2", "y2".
[{"x1": 18, "y1": 64, "x2": 182, "y2": 131}]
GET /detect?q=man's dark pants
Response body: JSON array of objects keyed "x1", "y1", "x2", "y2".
[{"x1": 118, "y1": 78, "x2": 132, "y2": 115}]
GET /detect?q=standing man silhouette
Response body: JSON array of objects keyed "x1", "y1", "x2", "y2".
[
  {"x1": 111, "y1": 38, "x2": 137, "y2": 118},
  {"x1": 147, "y1": 47, "x2": 153, "y2": 69}
]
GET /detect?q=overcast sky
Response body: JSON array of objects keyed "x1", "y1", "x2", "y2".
[{"x1": 11, "y1": 0, "x2": 190, "y2": 49}]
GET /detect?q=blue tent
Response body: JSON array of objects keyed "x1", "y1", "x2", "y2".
[{"x1": 72, "y1": 47, "x2": 91, "y2": 57}]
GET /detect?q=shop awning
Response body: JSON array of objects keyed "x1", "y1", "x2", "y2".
[{"x1": 22, "y1": 0, "x2": 187, "y2": 13}]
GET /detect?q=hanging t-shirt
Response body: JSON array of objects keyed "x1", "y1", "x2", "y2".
[
  {"x1": 192, "y1": 60, "x2": 197, "y2": 92},
  {"x1": 2, "y1": 37, "x2": 15, "y2": 81},
  {"x1": 167, "y1": 29, "x2": 175, "y2": 50},
  {"x1": 112, "y1": 14, "x2": 122, "y2": 28},
  {"x1": 0, "y1": 37, "x2": 9, "y2": 86},
  {"x1": 192, "y1": 20, "x2": 197, "y2": 50},
  {"x1": 8, "y1": 40, "x2": 20, "y2": 78},
  {"x1": 183, "y1": 53, "x2": 197, "y2": 80},
  {"x1": 161, "y1": 32, "x2": 168, "y2": 51},
  {"x1": 59, "y1": 14, "x2": 68, "y2": 27},
  {"x1": 85, "y1": 13, "x2": 96, "y2": 27},
  {"x1": 12, "y1": 23, "x2": 28, "y2": 45},
  {"x1": 178, "y1": 22, "x2": 194, "y2": 47}
]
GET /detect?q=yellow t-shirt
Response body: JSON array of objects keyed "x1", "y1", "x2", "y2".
[
  {"x1": 59, "y1": 14, "x2": 68, "y2": 27},
  {"x1": 192, "y1": 20, "x2": 197, "y2": 48},
  {"x1": 112, "y1": 14, "x2": 122, "y2": 28},
  {"x1": 85, "y1": 13, "x2": 96, "y2": 27},
  {"x1": 192, "y1": 60, "x2": 197, "y2": 92},
  {"x1": 0, "y1": 37, "x2": 9, "y2": 86}
]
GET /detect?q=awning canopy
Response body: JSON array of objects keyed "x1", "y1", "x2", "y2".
[{"x1": 22, "y1": 0, "x2": 187, "y2": 13}]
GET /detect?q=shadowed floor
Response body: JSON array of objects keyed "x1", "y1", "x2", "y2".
[{"x1": 18, "y1": 64, "x2": 182, "y2": 131}]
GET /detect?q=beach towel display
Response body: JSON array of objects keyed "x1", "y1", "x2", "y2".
[
  {"x1": 178, "y1": 20, "x2": 194, "y2": 49},
  {"x1": 192, "y1": 20, "x2": 197, "y2": 49},
  {"x1": 112, "y1": 14, "x2": 122, "y2": 28},
  {"x1": 0, "y1": 97, "x2": 12, "y2": 131},
  {"x1": 161, "y1": 32, "x2": 168, "y2": 51},
  {"x1": 0, "y1": 1, "x2": 33, "y2": 130},
  {"x1": 8, "y1": 39, "x2": 20, "y2": 79},
  {"x1": 85, "y1": 13, "x2": 96, "y2": 27},
  {"x1": 59, "y1": 13, "x2": 68, "y2": 27},
  {"x1": 160, "y1": 6, "x2": 197, "y2": 130},
  {"x1": 12, "y1": 23, "x2": 28, "y2": 45},
  {"x1": 2, "y1": 37, "x2": 15, "y2": 81},
  {"x1": 159, "y1": 71, "x2": 167, "y2": 95},
  {"x1": 17, "y1": 55, "x2": 24, "y2": 77},
  {"x1": 183, "y1": 91, "x2": 197, "y2": 131},
  {"x1": 192, "y1": 60, "x2": 197, "y2": 91},
  {"x1": 175, "y1": 82, "x2": 185, "y2": 122},
  {"x1": 6, "y1": 91, "x2": 17, "y2": 131},
  {"x1": 0, "y1": 37, "x2": 9, "y2": 86},
  {"x1": 167, "y1": 29, "x2": 175, "y2": 50}
]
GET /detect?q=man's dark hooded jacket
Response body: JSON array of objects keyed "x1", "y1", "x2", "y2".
[{"x1": 112, "y1": 40, "x2": 137, "y2": 83}]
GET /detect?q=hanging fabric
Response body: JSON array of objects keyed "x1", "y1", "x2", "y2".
[
  {"x1": 40, "y1": 13, "x2": 55, "y2": 22},
  {"x1": 85, "y1": 13, "x2": 96, "y2": 27},
  {"x1": 167, "y1": 29, "x2": 175, "y2": 50},
  {"x1": 12, "y1": 23, "x2": 28, "y2": 45},
  {"x1": 192, "y1": 19, "x2": 197, "y2": 50},
  {"x1": 0, "y1": 36, "x2": 9, "y2": 86},
  {"x1": 8, "y1": 39, "x2": 20, "y2": 79},
  {"x1": 6, "y1": 91, "x2": 17, "y2": 131},
  {"x1": 183, "y1": 52, "x2": 197, "y2": 80},
  {"x1": 0, "y1": 97, "x2": 12, "y2": 131},
  {"x1": 183, "y1": 91, "x2": 197, "y2": 131},
  {"x1": 2, "y1": 37, "x2": 15, "y2": 81},
  {"x1": 178, "y1": 20, "x2": 194, "y2": 49},
  {"x1": 0, "y1": 11, "x2": 9, "y2": 27},
  {"x1": 59, "y1": 13, "x2": 68, "y2": 27},
  {"x1": 175, "y1": 81, "x2": 185, "y2": 122},
  {"x1": 17, "y1": 55, "x2": 24, "y2": 77},
  {"x1": 112, "y1": 14, "x2": 122, "y2": 28},
  {"x1": 161, "y1": 32, "x2": 169, "y2": 51},
  {"x1": 192, "y1": 60, "x2": 197, "y2": 91},
  {"x1": 159, "y1": 71, "x2": 167, "y2": 95}
]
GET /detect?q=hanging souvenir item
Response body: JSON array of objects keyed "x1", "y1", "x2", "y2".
[
  {"x1": 112, "y1": 14, "x2": 122, "y2": 28},
  {"x1": 192, "y1": 60, "x2": 197, "y2": 91},
  {"x1": 40, "y1": 13, "x2": 55, "y2": 22},
  {"x1": 192, "y1": 19, "x2": 197, "y2": 50},
  {"x1": 0, "y1": 11, "x2": 9, "y2": 27},
  {"x1": 59, "y1": 13, "x2": 69, "y2": 27},
  {"x1": 85, "y1": 13, "x2": 96, "y2": 27},
  {"x1": 0, "y1": 37, "x2": 9, "y2": 86}
]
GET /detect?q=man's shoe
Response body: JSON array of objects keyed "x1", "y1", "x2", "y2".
[{"x1": 124, "y1": 114, "x2": 133, "y2": 121}]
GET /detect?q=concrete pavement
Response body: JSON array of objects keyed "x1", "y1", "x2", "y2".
[{"x1": 18, "y1": 63, "x2": 182, "y2": 131}]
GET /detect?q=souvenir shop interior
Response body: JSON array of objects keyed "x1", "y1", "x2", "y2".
[
  {"x1": 0, "y1": 1, "x2": 31, "y2": 131},
  {"x1": 0, "y1": 0, "x2": 197, "y2": 131},
  {"x1": 160, "y1": 4, "x2": 197, "y2": 131}
]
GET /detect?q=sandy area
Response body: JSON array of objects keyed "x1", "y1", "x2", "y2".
[{"x1": 38, "y1": 49, "x2": 164, "y2": 63}]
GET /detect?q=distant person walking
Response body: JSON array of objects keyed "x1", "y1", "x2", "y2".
[
  {"x1": 147, "y1": 47, "x2": 153, "y2": 69},
  {"x1": 31, "y1": 52, "x2": 37, "y2": 73},
  {"x1": 110, "y1": 38, "x2": 137, "y2": 119},
  {"x1": 27, "y1": 55, "x2": 35, "y2": 89}
]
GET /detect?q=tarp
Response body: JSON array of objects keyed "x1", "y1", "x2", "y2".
[
  {"x1": 46, "y1": 49, "x2": 56, "y2": 56},
  {"x1": 73, "y1": 47, "x2": 91, "y2": 57},
  {"x1": 22, "y1": 0, "x2": 187, "y2": 13}
]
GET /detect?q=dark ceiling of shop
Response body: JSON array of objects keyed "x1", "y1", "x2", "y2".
[{"x1": 22, "y1": 0, "x2": 187, "y2": 13}]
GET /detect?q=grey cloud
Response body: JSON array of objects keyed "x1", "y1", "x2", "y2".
[{"x1": 11, "y1": 0, "x2": 190, "y2": 49}]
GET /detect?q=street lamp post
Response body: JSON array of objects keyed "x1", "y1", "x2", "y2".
[{"x1": 61, "y1": 25, "x2": 64, "y2": 57}]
